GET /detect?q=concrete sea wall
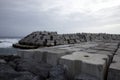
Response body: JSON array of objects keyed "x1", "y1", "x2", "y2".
[{"x1": 10, "y1": 31, "x2": 120, "y2": 80}]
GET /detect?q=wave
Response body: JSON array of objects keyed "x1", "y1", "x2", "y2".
[{"x1": 0, "y1": 38, "x2": 21, "y2": 48}]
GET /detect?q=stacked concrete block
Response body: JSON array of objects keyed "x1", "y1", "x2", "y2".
[
  {"x1": 68, "y1": 39, "x2": 75, "y2": 44},
  {"x1": 14, "y1": 31, "x2": 120, "y2": 49},
  {"x1": 69, "y1": 34, "x2": 76, "y2": 39},
  {"x1": 85, "y1": 34, "x2": 92, "y2": 42},
  {"x1": 46, "y1": 40, "x2": 55, "y2": 46},
  {"x1": 41, "y1": 31, "x2": 49, "y2": 35},
  {"x1": 49, "y1": 32, "x2": 57, "y2": 35},
  {"x1": 18, "y1": 31, "x2": 59, "y2": 47},
  {"x1": 60, "y1": 52, "x2": 109, "y2": 80},
  {"x1": 42, "y1": 35, "x2": 51, "y2": 40},
  {"x1": 55, "y1": 39, "x2": 65, "y2": 45},
  {"x1": 35, "y1": 40, "x2": 45, "y2": 46},
  {"x1": 75, "y1": 39, "x2": 81, "y2": 43},
  {"x1": 52, "y1": 35, "x2": 60, "y2": 40},
  {"x1": 63, "y1": 34, "x2": 70, "y2": 40}
]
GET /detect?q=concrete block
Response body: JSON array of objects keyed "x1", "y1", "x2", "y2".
[
  {"x1": 50, "y1": 45, "x2": 70, "y2": 49},
  {"x1": 68, "y1": 39, "x2": 75, "y2": 44},
  {"x1": 73, "y1": 42, "x2": 98, "y2": 49},
  {"x1": 46, "y1": 40, "x2": 54, "y2": 46},
  {"x1": 69, "y1": 35, "x2": 76, "y2": 39},
  {"x1": 59, "y1": 46, "x2": 83, "y2": 52},
  {"x1": 42, "y1": 35, "x2": 51, "y2": 40},
  {"x1": 85, "y1": 48, "x2": 114, "y2": 62},
  {"x1": 115, "y1": 48, "x2": 120, "y2": 56},
  {"x1": 97, "y1": 51, "x2": 114, "y2": 63},
  {"x1": 17, "y1": 50, "x2": 34, "y2": 59},
  {"x1": 17, "y1": 49, "x2": 43, "y2": 62},
  {"x1": 52, "y1": 35, "x2": 60, "y2": 40},
  {"x1": 85, "y1": 49, "x2": 97, "y2": 53},
  {"x1": 60, "y1": 52, "x2": 109, "y2": 80},
  {"x1": 75, "y1": 39, "x2": 81, "y2": 43},
  {"x1": 41, "y1": 31, "x2": 49, "y2": 35},
  {"x1": 49, "y1": 32, "x2": 57, "y2": 35},
  {"x1": 63, "y1": 41, "x2": 68, "y2": 45},
  {"x1": 41, "y1": 48, "x2": 71, "y2": 66},
  {"x1": 55, "y1": 40, "x2": 64, "y2": 45},
  {"x1": 91, "y1": 46, "x2": 116, "y2": 52},
  {"x1": 104, "y1": 43, "x2": 118, "y2": 47},
  {"x1": 35, "y1": 40, "x2": 44, "y2": 46},
  {"x1": 107, "y1": 55, "x2": 120, "y2": 80},
  {"x1": 18, "y1": 48, "x2": 71, "y2": 66},
  {"x1": 63, "y1": 35, "x2": 70, "y2": 40}
]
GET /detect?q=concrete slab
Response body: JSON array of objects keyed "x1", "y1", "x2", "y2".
[
  {"x1": 115, "y1": 48, "x2": 120, "y2": 56},
  {"x1": 17, "y1": 48, "x2": 71, "y2": 66},
  {"x1": 38, "y1": 48, "x2": 71, "y2": 66},
  {"x1": 104, "y1": 43, "x2": 118, "y2": 46},
  {"x1": 91, "y1": 46, "x2": 116, "y2": 53},
  {"x1": 107, "y1": 55, "x2": 120, "y2": 80},
  {"x1": 60, "y1": 52, "x2": 109, "y2": 80},
  {"x1": 17, "y1": 49, "x2": 43, "y2": 62},
  {"x1": 73, "y1": 42, "x2": 98, "y2": 49},
  {"x1": 97, "y1": 51, "x2": 114, "y2": 63},
  {"x1": 85, "y1": 49, "x2": 97, "y2": 53},
  {"x1": 58, "y1": 47, "x2": 84, "y2": 52}
]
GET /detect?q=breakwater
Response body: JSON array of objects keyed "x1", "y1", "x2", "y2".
[{"x1": 13, "y1": 31, "x2": 120, "y2": 49}]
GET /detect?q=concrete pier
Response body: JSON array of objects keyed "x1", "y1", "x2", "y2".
[{"x1": 17, "y1": 42, "x2": 120, "y2": 80}]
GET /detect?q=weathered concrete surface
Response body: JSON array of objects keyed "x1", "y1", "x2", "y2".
[
  {"x1": 16, "y1": 42, "x2": 119, "y2": 80},
  {"x1": 107, "y1": 55, "x2": 120, "y2": 80},
  {"x1": 51, "y1": 42, "x2": 98, "y2": 52},
  {"x1": 2, "y1": 31, "x2": 120, "y2": 80},
  {"x1": 17, "y1": 48, "x2": 71, "y2": 66},
  {"x1": 115, "y1": 48, "x2": 120, "y2": 56},
  {"x1": 107, "y1": 44, "x2": 120, "y2": 80},
  {"x1": 60, "y1": 52, "x2": 109, "y2": 80},
  {"x1": 17, "y1": 50, "x2": 43, "y2": 62}
]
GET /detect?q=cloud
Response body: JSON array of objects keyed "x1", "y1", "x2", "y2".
[{"x1": 0, "y1": 0, "x2": 120, "y2": 37}]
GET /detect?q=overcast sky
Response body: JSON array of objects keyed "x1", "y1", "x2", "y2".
[{"x1": 0, "y1": 0, "x2": 120, "y2": 37}]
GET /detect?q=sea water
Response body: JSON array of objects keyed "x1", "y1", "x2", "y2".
[{"x1": 0, "y1": 38, "x2": 21, "y2": 55}]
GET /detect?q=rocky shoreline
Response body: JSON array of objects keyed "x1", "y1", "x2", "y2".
[{"x1": 0, "y1": 55, "x2": 67, "y2": 80}]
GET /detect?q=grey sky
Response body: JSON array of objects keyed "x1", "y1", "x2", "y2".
[{"x1": 0, "y1": 0, "x2": 120, "y2": 37}]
